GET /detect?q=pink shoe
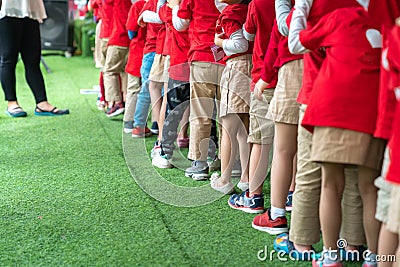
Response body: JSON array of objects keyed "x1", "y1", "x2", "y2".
[
  {"x1": 177, "y1": 137, "x2": 189, "y2": 148},
  {"x1": 312, "y1": 259, "x2": 344, "y2": 267}
]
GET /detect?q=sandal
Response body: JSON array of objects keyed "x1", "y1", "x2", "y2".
[
  {"x1": 34, "y1": 106, "x2": 69, "y2": 116},
  {"x1": 210, "y1": 173, "x2": 234, "y2": 194},
  {"x1": 274, "y1": 233, "x2": 314, "y2": 261},
  {"x1": 6, "y1": 106, "x2": 27, "y2": 117}
]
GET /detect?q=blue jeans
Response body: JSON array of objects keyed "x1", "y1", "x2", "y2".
[{"x1": 134, "y1": 52, "x2": 155, "y2": 128}]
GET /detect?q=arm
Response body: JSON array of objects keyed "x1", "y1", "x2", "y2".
[
  {"x1": 215, "y1": 30, "x2": 249, "y2": 56},
  {"x1": 243, "y1": 1, "x2": 255, "y2": 41},
  {"x1": 288, "y1": 0, "x2": 313, "y2": 54},
  {"x1": 275, "y1": 0, "x2": 292, "y2": 36},
  {"x1": 172, "y1": 5, "x2": 190, "y2": 31},
  {"x1": 141, "y1": 10, "x2": 163, "y2": 23}
]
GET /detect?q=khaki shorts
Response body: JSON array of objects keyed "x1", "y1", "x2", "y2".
[
  {"x1": 219, "y1": 54, "x2": 252, "y2": 117},
  {"x1": 100, "y1": 38, "x2": 109, "y2": 68},
  {"x1": 387, "y1": 184, "x2": 400, "y2": 234},
  {"x1": 267, "y1": 59, "x2": 303, "y2": 124},
  {"x1": 311, "y1": 127, "x2": 385, "y2": 171},
  {"x1": 149, "y1": 54, "x2": 169, "y2": 83},
  {"x1": 248, "y1": 90, "x2": 275, "y2": 145},
  {"x1": 375, "y1": 147, "x2": 393, "y2": 223}
]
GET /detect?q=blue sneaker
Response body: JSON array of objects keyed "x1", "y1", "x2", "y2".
[
  {"x1": 286, "y1": 191, "x2": 293, "y2": 211},
  {"x1": 339, "y1": 246, "x2": 365, "y2": 261},
  {"x1": 228, "y1": 190, "x2": 264, "y2": 213},
  {"x1": 274, "y1": 233, "x2": 314, "y2": 261}
]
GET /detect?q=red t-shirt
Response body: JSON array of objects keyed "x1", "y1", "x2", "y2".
[
  {"x1": 108, "y1": 0, "x2": 132, "y2": 47},
  {"x1": 217, "y1": 4, "x2": 253, "y2": 62},
  {"x1": 125, "y1": 0, "x2": 147, "y2": 77},
  {"x1": 159, "y1": 5, "x2": 190, "y2": 81},
  {"x1": 177, "y1": 0, "x2": 220, "y2": 63},
  {"x1": 99, "y1": 0, "x2": 113, "y2": 39},
  {"x1": 300, "y1": 7, "x2": 381, "y2": 134},
  {"x1": 296, "y1": 0, "x2": 361, "y2": 105},
  {"x1": 244, "y1": 0, "x2": 275, "y2": 91},
  {"x1": 386, "y1": 24, "x2": 400, "y2": 184},
  {"x1": 260, "y1": 21, "x2": 302, "y2": 87},
  {"x1": 370, "y1": 0, "x2": 400, "y2": 139},
  {"x1": 141, "y1": 0, "x2": 162, "y2": 54},
  {"x1": 159, "y1": 4, "x2": 172, "y2": 56}
]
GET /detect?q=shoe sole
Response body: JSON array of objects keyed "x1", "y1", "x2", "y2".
[
  {"x1": 285, "y1": 206, "x2": 293, "y2": 212},
  {"x1": 132, "y1": 132, "x2": 153, "y2": 138},
  {"x1": 227, "y1": 202, "x2": 264, "y2": 214},
  {"x1": 185, "y1": 172, "x2": 210, "y2": 181},
  {"x1": 150, "y1": 129, "x2": 159, "y2": 134},
  {"x1": 106, "y1": 108, "x2": 125, "y2": 117},
  {"x1": 124, "y1": 128, "x2": 133, "y2": 134},
  {"x1": 251, "y1": 222, "x2": 289, "y2": 235},
  {"x1": 151, "y1": 159, "x2": 172, "y2": 169}
]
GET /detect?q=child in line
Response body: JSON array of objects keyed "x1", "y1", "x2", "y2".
[
  {"x1": 299, "y1": 6, "x2": 384, "y2": 267},
  {"x1": 251, "y1": 16, "x2": 303, "y2": 234},
  {"x1": 209, "y1": 0, "x2": 252, "y2": 194},
  {"x1": 227, "y1": 0, "x2": 276, "y2": 211},
  {"x1": 102, "y1": 0, "x2": 131, "y2": 117},
  {"x1": 122, "y1": 0, "x2": 147, "y2": 133},
  {"x1": 376, "y1": 15, "x2": 400, "y2": 267},
  {"x1": 151, "y1": 0, "x2": 191, "y2": 168},
  {"x1": 172, "y1": 0, "x2": 223, "y2": 180}
]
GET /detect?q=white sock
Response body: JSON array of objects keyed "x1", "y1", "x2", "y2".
[{"x1": 270, "y1": 206, "x2": 286, "y2": 220}]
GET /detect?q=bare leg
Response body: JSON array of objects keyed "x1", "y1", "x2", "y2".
[
  {"x1": 178, "y1": 106, "x2": 190, "y2": 139},
  {"x1": 149, "y1": 80, "x2": 163, "y2": 130},
  {"x1": 249, "y1": 143, "x2": 272, "y2": 195},
  {"x1": 377, "y1": 224, "x2": 399, "y2": 267},
  {"x1": 289, "y1": 154, "x2": 297, "y2": 192},
  {"x1": 358, "y1": 166, "x2": 381, "y2": 254},
  {"x1": 158, "y1": 89, "x2": 168, "y2": 140},
  {"x1": 270, "y1": 122, "x2": 298, "y2": 209},
  {"x1": 320, "y1": 163, "x2": 345, "y2": 250}
]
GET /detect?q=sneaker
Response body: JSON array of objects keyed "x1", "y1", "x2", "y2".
[
  {"x1": 207, "y1": 156, "x2": 221, "y2": 172},
  {"x1": 96, "y1": 100, "x2": 106, "y2": 111},
  {"x1": 185, "y1": 160, "x2": 210, "y2": 180},
  {"x1": 150, "y1": 121, "x2": 159, "y2": 135},
  {"x1": 232, "y1": 159, "x2": 242, "y2": 177},
  {"x1": 228, "y1": 190, "x2": 264, "y2": 213},
  {"x1": 252, "y1": 208, "x2": 289, "y2": 235},
  {"x1": 124, "y1": 121, "x2": 134, "y2": 133},
  {"x1": 362, "y1": 250, "x2": 377, "y2": 267},
  {"x1": 312, "y1": 259, "x2": 343, "y2": 267},
  {"x1": 106, "y1": 102, "x2": 125, "y2": 117},
  {"x1": 150, "y1": 141, "x2": 161, "y2": 159},
  {"x1": 339, "y1": 246, "x2": 365, "y2": 261},
  {"x1": 152, "y1": 152, "x2": 172, "y2": 169},
  {"x1": 210, "y1": 173, "x2": 234, "y2": 194},
  {"x1": 286, "y1": 191, "x2": 293, "y2": 212},
  {"x1": 274, "y1": 233, "x2": 314, "y2": 261},
  {"x1": 361, "y1": 261, "x2": 377, "y2": 267},
  {"x1": 237, "y1": 182, "x2": 249, "y2": 192},
  {"x1": 132, "y1": 126, "x2": 153, "y2": 138}
]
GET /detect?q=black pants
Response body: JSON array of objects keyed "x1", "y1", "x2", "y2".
[
  {"x1": 161, "y1": 79, "x2": 219, "y2": 158},
  {"x1": 0, "y1": 17, "x2": 47, "y2": 103}
]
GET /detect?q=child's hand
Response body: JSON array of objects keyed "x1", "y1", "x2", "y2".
[
  {"x1": 168, "y1": 0, "x2": 181, "y2": 8},
  {"x1": 254, "y1": 78, "x2": 269, "y2": 100},
  {"x1": 137, "y1": 13, "x2": 146, "y2": 27},
  {"x1": 214, "y1": 33, "x2": 224, "y2": 47}
]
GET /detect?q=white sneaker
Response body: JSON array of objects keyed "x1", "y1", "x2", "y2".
[
  {"x1": 150, "y1": 141, "x2": 161, "y2": 159},
  {"x1": 210, "y1": 173, "x2": 234, "y2": 194},
  {"x1": 237, "y1": 182, "x2": 249, "y2": 192},
  {"x1": 152, "y1": 153, "x2": 172, "y2": 169}
]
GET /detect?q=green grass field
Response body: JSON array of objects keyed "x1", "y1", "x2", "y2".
[{"x1": 0, "y1": 55, "x2": 362, "y2": 266}]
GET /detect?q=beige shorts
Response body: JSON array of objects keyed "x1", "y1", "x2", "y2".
[
  {"x1": 387, "y1": 184, "x2": 400, "y2": 234},
  {"x1": 219, "y1": 54, "x2": 252, "y2": 117},
  {"x1": 99, "y1": 38, "x2": 109, "y2": 68},
  {"x1": 149, "y1": 54, "x2": 169, "y2": 83},
  {"x1": 311, "y1": 127, "x2": 385, "y2": 171},
  {"x1": 267, "y1": 59, "x2": 303, "y2": 124},
  {"x1": 248, "y1": 90, "x2": 275, "y2": 145},
  {"x1": 375, "y1": 147, "x2": 393, "y2": 223}
]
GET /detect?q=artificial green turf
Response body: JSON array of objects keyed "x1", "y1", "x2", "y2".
[{"x1": 0, "y1": 55, "x2": 361, "y2": 266}]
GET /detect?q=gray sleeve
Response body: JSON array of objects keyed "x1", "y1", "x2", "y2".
[
  {"x1": 288, "y1": 0, "x2": 313, "y2": 54},
  {"x1": 275, "y1": 0, "x2": 292, "y2": 36},
  {"x1": 222, "y1": 29, "x2": 249, "y2": 56}
]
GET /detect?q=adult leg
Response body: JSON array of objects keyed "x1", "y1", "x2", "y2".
[{"x1": 0, "y1": 17, "x2": 22, "y2": 106}]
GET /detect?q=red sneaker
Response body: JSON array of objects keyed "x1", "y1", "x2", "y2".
[
  {"x1": 252, "y1": 208, "x2": 288, "y2": 235},
  {"x1": 312, "y1": 259, "x2": 344, "y2": 267},
  {"x1": 106, "y1": 102, "x2": 125, "y2": 117},
  {"x1": 132, "y1": 126, "x2": 153, "y2": 138}
]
